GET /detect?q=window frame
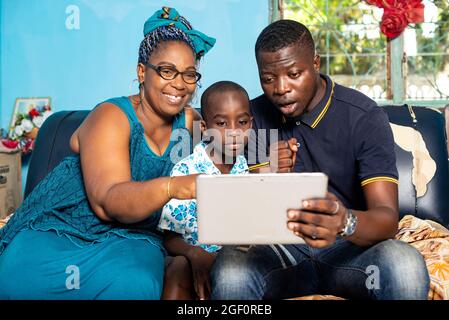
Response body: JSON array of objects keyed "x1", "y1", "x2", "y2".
[{"x1": 269, "y1": 0, "x2": 449, "y2": 108}]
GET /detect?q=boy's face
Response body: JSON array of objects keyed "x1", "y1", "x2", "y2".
[{"x1": 202, "y1": 91, "x2": 252, "y2": 159}]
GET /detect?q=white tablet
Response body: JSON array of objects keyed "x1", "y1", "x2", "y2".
[{"x1": 196, "y1": 173, "x2": 328, "y2": 245}]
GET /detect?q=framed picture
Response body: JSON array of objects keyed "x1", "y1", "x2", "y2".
[{"x1": 9, "y1": 97, "x2": 51, "y2": 134}]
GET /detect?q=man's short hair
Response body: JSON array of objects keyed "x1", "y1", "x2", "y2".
[
  {"x1": 255, "y1": 20, "x2": 315, "y2": 57},
  {"x1": 200, "y1": 81, "x2": 249, "y2": 120}
]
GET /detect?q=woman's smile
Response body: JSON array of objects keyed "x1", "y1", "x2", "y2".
[{"x1": 163, "y1": 92, "x2": 184, "y2": 105}]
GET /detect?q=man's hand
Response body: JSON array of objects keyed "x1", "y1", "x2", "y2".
[
  {"x1": 269, "y1": 138, "x2": 298, "y2": 173},
  {"x1": 286, "y1": 192, "x2": 348, "y2": 248},
  {"x1": 186, "y1": 246, "x2": 217, "y2": 300}
]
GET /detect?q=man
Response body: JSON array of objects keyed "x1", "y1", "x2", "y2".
[{"x1": 210, "y1": 20, "x2": 430, "y2": 300}]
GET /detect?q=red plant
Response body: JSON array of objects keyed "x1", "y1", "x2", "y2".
[
  {"x1": 365, "y1": 0, "x2": 424, "y2": 39},
  {"x1": 381, "y1": 8, "x2": 410, "y2": 39},
  {"x1": 21, "y1": 139, "x2": 35, "y2": 154},
  {"x1": 28, "y1": 108, "x2": 40, "y2": 119},
  {"x1": 1, "y1": 139, "x2": 19, "y2": 149}
]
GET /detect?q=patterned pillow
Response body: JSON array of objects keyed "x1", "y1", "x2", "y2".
[{"x1": 396, "y1": 215, "x2": 449, "y2": 300}]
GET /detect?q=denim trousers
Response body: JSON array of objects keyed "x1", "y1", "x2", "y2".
[{"x1": 210, "y1": 238, "x2": 430, "y2": 300}]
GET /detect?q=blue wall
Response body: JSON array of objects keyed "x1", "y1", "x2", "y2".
[
  {"x1": 0, "y1": 0, "x2": 269, "y2": 192},
  {"x1": 1, "y1": 0, "x2": 268, "y2": 130}
]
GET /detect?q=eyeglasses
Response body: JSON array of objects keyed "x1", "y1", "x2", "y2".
[{"x1": 146, "y1": 63, "x2": 202, "y2": 84}]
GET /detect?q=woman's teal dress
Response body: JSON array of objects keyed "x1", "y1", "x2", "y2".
[{"x1": 0, "y1": 97, "x2": 190, "y2": 299}]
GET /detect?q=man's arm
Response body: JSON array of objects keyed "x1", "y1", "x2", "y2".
[
  {"x1": 346, "y1": 181, "x2": 398, "y2": 246},
  {"x1": 286, "y1": 181, "x2": 398, "y2": 248}
]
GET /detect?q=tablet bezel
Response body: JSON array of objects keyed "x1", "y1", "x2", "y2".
[{"x1": 196, "y1": 173, "x2": 328, "y2": 245}]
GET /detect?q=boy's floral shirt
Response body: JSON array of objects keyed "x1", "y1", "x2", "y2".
[{"x1": 158, "y1": 141, "x2": 248, "y2": 253}]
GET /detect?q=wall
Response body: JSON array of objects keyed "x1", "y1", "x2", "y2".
[
  {"x1": 0, "y1": 0, "x2": 269, "y2": 191},
  {"x1": 1, "y1": 0, "x2": 268, "y2": 128}
]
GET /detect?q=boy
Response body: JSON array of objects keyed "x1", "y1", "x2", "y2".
[{"x1": 159, "y1": 81, "x2": 253, "y2": 300}]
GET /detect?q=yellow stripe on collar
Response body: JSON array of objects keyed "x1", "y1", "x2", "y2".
[
  {"x1": 248, "y1": 162, "x2": 270, "y2": 171},
  {"x1": 311, "y1": 80, "x2": 335, "y2": 129},
  {"x1": 361, "y1": 176, "x2": 399, "y2": 187}
]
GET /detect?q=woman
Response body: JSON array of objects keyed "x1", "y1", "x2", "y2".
[{"x1": 0, "y1": 7, "x2": 215, "y2": 299}]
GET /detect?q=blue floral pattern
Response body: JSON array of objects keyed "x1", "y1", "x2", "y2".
[{"x1": 158, "y1": 141, "x2": 248, "y2": 253}]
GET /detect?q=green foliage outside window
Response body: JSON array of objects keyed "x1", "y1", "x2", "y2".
[{"x1": 283, "y1": 0, "x2": 449, "y2": 103}]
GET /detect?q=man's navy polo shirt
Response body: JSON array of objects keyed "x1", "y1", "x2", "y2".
[{"x1": 248, "y1": 74, "x2": 398, "y2": 211}]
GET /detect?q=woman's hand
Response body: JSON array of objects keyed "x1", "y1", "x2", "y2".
[
  {"x1": 170, "y1": 174, "x2": 201, "y2": 200},
  {"x1": 186, "y1": 246, "x2": 217, "y2": 300},
  {"x1": 286, "y1": 192, "x2": 347, "y2": 248}
]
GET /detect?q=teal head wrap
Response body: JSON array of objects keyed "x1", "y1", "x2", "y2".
[{"x1": 143, "y1": 7, "x2": 216, "y2": 59}]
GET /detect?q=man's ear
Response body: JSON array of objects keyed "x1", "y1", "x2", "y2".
[
  {"x1": 137, "y1": 63, "x2": 146, "y2": 83},
  {"x1": 249, "y1": 116, "x2": 254, "y2": 129},
  {"x1": 313, "y1": 54, "x2": 321, "y2": 72}
]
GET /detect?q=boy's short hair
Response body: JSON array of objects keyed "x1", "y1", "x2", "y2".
[{"x1": 200, "y1": 81, "x2": 250, "y2": 120}]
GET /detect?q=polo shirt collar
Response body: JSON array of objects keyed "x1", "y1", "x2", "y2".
[{"x1": 282, "y1": 74, "x2": 335, "y2": 129}]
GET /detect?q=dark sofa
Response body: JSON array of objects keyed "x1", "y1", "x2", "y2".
[
  {"x1": 24, "y1": 105, "x2": 449, "y2": 227},
  {"x1": 0, "y1": 104, "x2": 445, "y2": 300}
]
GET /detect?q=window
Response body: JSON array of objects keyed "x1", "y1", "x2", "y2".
[{"x1": 270, "y1": 0, "x2": 449, "y2": 107}]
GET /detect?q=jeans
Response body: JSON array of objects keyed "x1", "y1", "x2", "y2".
[{"x1": 210, "y1": 238, "x2": 430, "y2": 300}]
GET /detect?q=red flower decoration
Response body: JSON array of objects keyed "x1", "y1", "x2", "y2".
[
  {"x1": 28, "y1": 108, "x2": 40, "y2": 119},
  {"x1": 21, "y1": 139, "x2": 35, "y2": 154},
  {"x1": 1, "y1": 139, "x2": 19, "y2": 149},
  {"x1": 381, "y1": 8, "x2": 409, "y2": 39},
  {"x1": 365, "y1": 0, "x2": 424, "y2": 39},
  {"x1": 403, "y1": 1, "x2": 424, "y2": 24},
  {"x1": 365, "y1": 0, "x2": 384, "y2": 7}
]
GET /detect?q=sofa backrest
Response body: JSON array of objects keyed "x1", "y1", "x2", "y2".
[
  {"x1": 383, "y1": 105, "x2": 449, "y2": 227},
  {"x1": 24, "y1": 111, "x2": 89, "y2": 197},
  {"x1": 24, "y1": 106, "x2": 449, "y2": 227}
]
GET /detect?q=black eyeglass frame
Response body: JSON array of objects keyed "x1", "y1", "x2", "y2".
[{"x1": 146, "y1": 63, "x2": 202, "y2": 84}]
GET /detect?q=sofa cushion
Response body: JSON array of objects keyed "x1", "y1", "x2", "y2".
[
  {"x1": 396, "y1": 215, "x2": 449, "y2": 300},
  {"x1": 384, "y1": 106, "x2": 449, "y2": 228},
  {"x1": 24, "y1": 111, "x2": 89, "y2": 198}
]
